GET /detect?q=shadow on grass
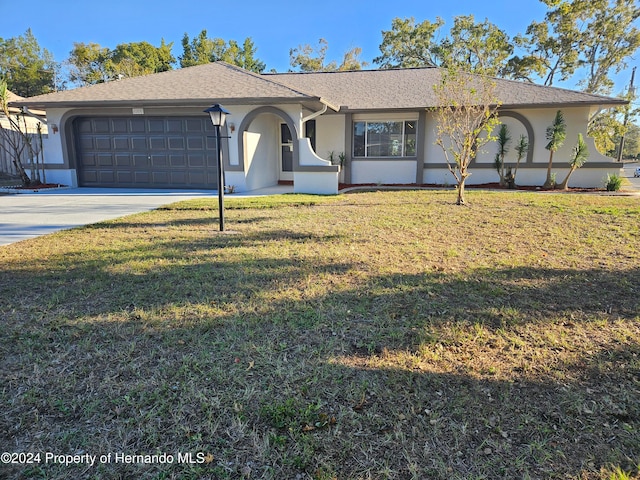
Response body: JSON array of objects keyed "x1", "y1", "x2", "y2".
[{"x1": 1, "y1": 224, "x2": 639, "y2": 479}]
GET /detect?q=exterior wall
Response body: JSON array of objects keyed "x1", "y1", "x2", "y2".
[
  {"x1": 351, "y1": 160, "x2": 417, "y2": 184},
  {"x1": 422, "y1": 106, "x2": 619, "y2": 188},
  {"x1": 41, "y1": 109, "x2": 78, "y2": 185},
  {"x1": 242, "y1": 115, "x2": 278, "y2": 191},
  {"x1": 315, "y1": 114, "x2": 345, "y2": 161}
]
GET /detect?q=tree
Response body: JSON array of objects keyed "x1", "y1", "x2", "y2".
[
  {"x1": 374, "y1": 16, "x2": 513, "y2": 75},
  {"x1": 544, "y1": 110, "x2": 567, "y2": 188},
  {"x1": 180, "y1": 30, "x2": 265, "y2": 72},
  {"x1": 507, "y1": 0, "x2": 640, "y2": 93},
  {"x1": 440, "y1": 15, "x2": 514, "y2": 76},
  {"x1": 111, "y1": 40, "x2": 175, "y2": 78},
  {"x1": 558, "y1": 133, "x2": 589, "y2": 189},
  {"x1": 512, "y1": 134, "x2": 529, "y2": 185},
  {"x1": 67, "y1": 42, "x2": 112, "y2": 86},
  {"x1": 0, "y1": 29, "x2": 56, "y2": 97},
  {"x1": 588, "y1": 106, "x2": 628, "y2": 156},
  {"x1": 433, "y1": 68, "x2": 501, "y2": 205},
  {"x1": 374, "y1": 17, "x2": 444, "y2": 69},
  {"x1": 289, "y1": 38, "x2": 368, "y2": 72},
  {"x1": 68, "y1": 39, "x2": 175, "y2": 86},
  {"x1": 620, "y1": 122, "x2": 640, "y2": 159},
  {"x1": 0, "y1": 80, "x2": 44, "y2": 186},
  {"x1": 494, "y1": 124, "x2": 512, "y2": 186}
]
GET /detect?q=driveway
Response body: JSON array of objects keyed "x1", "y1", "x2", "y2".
[
  {"x1": 0, "y1": 185, "x2": 295, "y2": 247},
  {"x1": 0, "y1": 188, "x2": 219, "y2": 246},
  {"x1": 623, "y1": 161, "x2": 640, "y2": 191}
]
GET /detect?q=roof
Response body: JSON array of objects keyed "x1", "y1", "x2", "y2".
[
  {"x1": 11, "y1": 61, "x2": 626, "y2": 112},
  {"x1": 11, "y1": 62, "x2": 338, "y2": 111},
  {"x1": 3, "y1": 90, "x2": 46, "y2": 117},
  {"x1": 270, "y1": 68, "x2": 627, "y2": 111}
]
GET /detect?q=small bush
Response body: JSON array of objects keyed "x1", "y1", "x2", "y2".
[{"x1": 605, "y1": 173, "x2": 623, "y2": 191}]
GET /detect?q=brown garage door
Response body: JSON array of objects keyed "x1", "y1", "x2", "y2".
[{"x1": 75, "y1": 116, "x2": 219, "y2": 189}]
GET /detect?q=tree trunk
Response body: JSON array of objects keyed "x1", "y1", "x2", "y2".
[
  {"x1": 457, "y1": 176, "x2": 467, "y2": 205},
  {"x1": 558, "y1": 166, "x2": 576, "y2": 190},
  {"x1": 544, "y1": 151, "x2": 555, "y2": 188}
]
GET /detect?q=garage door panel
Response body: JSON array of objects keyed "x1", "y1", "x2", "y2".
[
  {"x1": 97, "y1": 154, "x2": 114, "y2": 167},
  {"x1": 188, "y1": 153, "x2": 205, "y2": 167},
  {"x1": 80, "y1": 170, "x2": 97, "y2": 183},
  {"x1": 151, "y1": 155, "x2": 168, "y2": 167},
  {"x1": 113, "y1": 137, "x2": 129, "y2": 150},
  {"x1": 115, "y1": 155, "x2": 131, "y2": 167},
  {"x1": 170, "y1": 154, "x2": 186, "y2": 167},
  {"x1": 187, "y1": 137, "x2": 204, "y2": 150},
  {"x1": 149, "y1": 137, "x2": 166, "y2": 150},
  {"x1": 112, "y1": 119, "x2": 128, "y2": 133},
  {"x1": 80, "y1": 153, "x2": 96, "y2": 166},
  {"x1": 130, "y1": 119, "x2": 146, "y2": 133},
  {"x1": 76, "y1": 116, "x2": 218, "y2": 188},
  {"x1": 131, "y1": 137, "x2": 147, "y2": 150},
  {"x1": 97, "y1": 170, "x2": 115, "y2": 183},
  {"x1": 93, "y1": 119, "x2": 110, "y2": 133},
  {"x1": 168, "y1": 137, "x2": 185, "y2": 149},
  {"x1": 152, "y1": 171, "x2": 169, "y2": 184},
  {"x1": 116, "y1": 171, "x2": 133, "y2": 183},
  {"x1": 134, "y1": 171, "x2": 150, "y2": 183},
  {"x1": 170, "y1": 171, "x2": 187, "y2": 183},
  {"x1": 133, "y1": 155, "x2": 149, "y2": 167},
  {"x1": 148, "y1": 119, "x2": 165, "y2": 133},
  {"x1": 95, "y1": 137, "x2": 111, "y2": 150}
]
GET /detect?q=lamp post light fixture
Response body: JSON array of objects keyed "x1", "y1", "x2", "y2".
[{"x1": 204, "y1": 104, "x2": 230, "y2": 231}]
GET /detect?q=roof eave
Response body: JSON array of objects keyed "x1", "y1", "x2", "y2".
[{"x1": 10, "y1": 96, "x2": 332, "y2": 110}]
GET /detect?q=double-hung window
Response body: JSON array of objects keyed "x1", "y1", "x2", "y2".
[{"x1": 353, "y1": 120, "x2": 417, "y2": 158}]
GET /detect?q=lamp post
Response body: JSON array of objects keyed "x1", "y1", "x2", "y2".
[{"x1": 204, "y1": 104, "x2": 230, "y2": 231}]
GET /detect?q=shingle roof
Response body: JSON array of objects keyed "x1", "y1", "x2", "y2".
[
  {"x1": 11, "y1": 62, "x2": 335, "y2": 110},
  {"x1": 269, "y1": 68, "x2": 627, "y2": 110},
  {"x1": 12, "y1": 61, "x2": 625, "y2": 112}
]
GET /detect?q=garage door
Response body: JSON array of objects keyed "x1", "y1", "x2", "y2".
[{"x1": 75, "y1": 116, "x2": 219, "y2": 189}]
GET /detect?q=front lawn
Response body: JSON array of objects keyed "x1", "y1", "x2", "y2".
[{"x1": 1, "y1": 190, "x2": 638, "y2": 479}]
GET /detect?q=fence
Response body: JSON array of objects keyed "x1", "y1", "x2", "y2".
[{"x1": 0, "y1": 116, "x2": 45, "y2": 181}]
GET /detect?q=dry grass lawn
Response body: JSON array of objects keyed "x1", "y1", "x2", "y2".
[{"x1": 1, "y1": 190, "x2": 639, "y2": 479}]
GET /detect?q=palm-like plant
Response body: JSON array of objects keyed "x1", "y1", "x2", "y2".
[
  {"x1": 495, "y1": 124, "x2": 511, "y2": 186},
  {"x1": 512, "y1": 134, "x2": 529, "y2": 184},
  {"x1": 544, "y1": 110, "x2": 566, "y2": 188},
  {"x1": 558, "y1": 133, "x2": 589, "y2": 190}
]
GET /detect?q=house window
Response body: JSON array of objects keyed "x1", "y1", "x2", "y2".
[
  {"x1": 305, "y1": 119, "x2": 316, "y2": 151},
  {"x1": 353, "y1": 120, "x2": 417, "y2": 158}
]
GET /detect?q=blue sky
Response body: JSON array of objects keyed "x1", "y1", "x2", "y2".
[{"x1": 2, "y1": 0, "x2": 637, "y2": 93}]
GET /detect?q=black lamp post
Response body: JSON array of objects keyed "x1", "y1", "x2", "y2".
[{"x1": 204, "y1": 104, "x2": 230, "y2": 231}]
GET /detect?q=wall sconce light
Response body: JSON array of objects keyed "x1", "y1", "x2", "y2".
[
  {"x1": 51, "y1": 124, "x2": 58, "y2": 134},
  {"x1": 229, "y1": 123, "x2": 235, "y2": 133}
]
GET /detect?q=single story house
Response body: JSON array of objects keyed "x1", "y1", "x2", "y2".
[{"x1": 12, "y1": 61, "x2": 626, "y2": 194}]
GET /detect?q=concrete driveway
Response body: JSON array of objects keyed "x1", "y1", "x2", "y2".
[
  {"x1": 0, "y1": 185, "x2": 294, "y2": 247},
  {"x1": 0, "y1": 188, "x2": 218, "y2": 246}
]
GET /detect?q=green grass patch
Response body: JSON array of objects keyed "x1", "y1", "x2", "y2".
[{"x1": 1, "y1": 190, "x2": 639, "y2": 479}]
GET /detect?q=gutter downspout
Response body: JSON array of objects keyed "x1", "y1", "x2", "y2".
[
  {"x1": 21, "y1": 106, "x2": 48, "y2": 125},
  {"x1": 302, "y1": 103, "x2": 328, "y2": 124}
]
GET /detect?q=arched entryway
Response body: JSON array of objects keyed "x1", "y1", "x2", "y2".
[{"x1": 237, "y1": 107, "x2": 300, "y2": 191}]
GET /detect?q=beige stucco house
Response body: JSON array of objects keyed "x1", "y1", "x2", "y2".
[{"x1": 12, "y1": 62, "x2": 626, "y2": 193}]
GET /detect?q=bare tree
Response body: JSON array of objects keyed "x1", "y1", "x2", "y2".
[
  {"x1": 432, "y1": 68, "x2": 501, "y2": 205},
  {"x1": 0, "y1": 80, "x2": 44, "y2": 186}
]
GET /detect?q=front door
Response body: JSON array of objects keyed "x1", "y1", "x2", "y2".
[{"x1": 279, "y1": 123, "x2": 293, "y2": 181}]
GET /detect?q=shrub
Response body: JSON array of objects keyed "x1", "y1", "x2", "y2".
[{"x1": 605, "y1": 173, "x2": 623, "y2": 191}]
